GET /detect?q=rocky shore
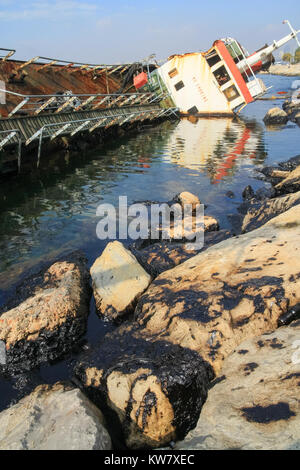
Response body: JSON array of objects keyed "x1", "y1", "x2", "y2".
[
  {"x1": 261, "y1": 63, "x2": 300, "y2": 76},
  {"x1": 0, "y1": 159, "x2": 300, "y2": 450},
  {"x1": 264, "y1": 99, "x2": 300, "y2": 127}
]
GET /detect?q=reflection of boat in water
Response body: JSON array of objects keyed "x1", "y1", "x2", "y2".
[{"x1": 164, "y1": 116, "x2": 264, "y2": 183}]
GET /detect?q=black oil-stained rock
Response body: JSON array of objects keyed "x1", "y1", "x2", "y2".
[
  {"x1": 73, "y1": 323, "x2": 213, "y2": 450},
  {"x1": 0, "y1": 251, "x2": 91, "y2": 374},
  {"x1": 130, "y1": 230, "x2": 232, "y2": 278},
  {"x1": 278, "y1": 303, "x2": 300, "y2": 327},
  {"x1": 176, "y1": 323, "x2": 300, "y2": 450}
]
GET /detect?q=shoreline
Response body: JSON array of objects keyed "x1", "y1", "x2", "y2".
[
  {"x1": 260, "y1": 63, "x2": 300, "y2": 77},
  {"x1": 0, "y1": 152, "x2": 300, "y2": 450}
]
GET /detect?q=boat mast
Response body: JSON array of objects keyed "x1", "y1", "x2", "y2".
[{"x1": 236, "y1": 20, "x2": 300, "y2": 72}]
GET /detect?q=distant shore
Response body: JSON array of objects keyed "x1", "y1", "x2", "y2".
[{"x1": 260, "y1": 63, "x2": 300, "y2": 76}]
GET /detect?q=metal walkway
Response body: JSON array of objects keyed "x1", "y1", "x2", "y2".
[{"x1": 0, "y1": 104, "x2": 178, "y2": 168}]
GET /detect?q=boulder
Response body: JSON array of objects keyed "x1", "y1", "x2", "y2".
[
  {"x1": 254, "y1": 186, "x2": 276, "y2": 201},
  {"x1": 242, "y1": 185, "x2": 255, "y2": 200},
  {"x1": 258, "y1": 157, "x2": 300, "y2": 190},
  {"x1": 278, "y1": 155, "x2": 300, "y2": 172},
  {"x1": 242, "y1": 191, "x2": 300, "y2": 233},
  {"x1": 175, "y1": 191, "x2": 201, "y2": 212},
  {"x1": 263, "y1": 107, "x2": 288, "y2": 125},
  {"x1": 177, "y1": 322, "x2": 300, "y2": 450},
  {"x1": 258, "y1": 167, "x2": 289, "y2": 186},
  {"x1": 282, "y1": 100, "x2": 300, "y2": 122},
  {"x1": 160, "y1": 214, "x2": 219, "y2": 243},
  {"x1": 74, "y1": 324, "x2": 213, "y2": 450},
  {"x1": 0, "y1": 383, "x2": 112, "y2": 450},
  {"x1": 75, "y1": 206, "x2": 300, "y2": 449},
  {"x1": 131, "y1": 230, "x2": 232, "y2": 278},
  {"x1": 90, "y1": 241, "x2": 152, "y2": 321},
  {"x1": 0, "y1": 252, "x2": 90, "y2": 373},
  {"x1": 134, "y1": 205, "x2": 300, "y2": 375},
  {"x1": 275, "y1": 165, "x2": 300, "y2": 195}
]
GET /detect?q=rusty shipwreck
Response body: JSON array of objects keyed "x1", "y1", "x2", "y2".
[{"x1": 0, "y1": 20, "x2": 299, "y2": 172}]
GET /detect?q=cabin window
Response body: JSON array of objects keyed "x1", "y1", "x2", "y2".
[
  {"x1": 223, "y1": 85, "x2": 240, "y2": 102},
  {"x1": 213, "y1": 65, "x2": 231, "y2": 87},
  {"x1": 187, "y1": 106, "x2": 198, "y2": 115},
  {"x1": 168, "y1": 68, "x2": 178, "y2": 79},
  {"x1": 206, "y1": 52, "x2": 221, "y2": 68},
  {"x1": 174, "y1": 81, "x2": 185, "y2": 91}
]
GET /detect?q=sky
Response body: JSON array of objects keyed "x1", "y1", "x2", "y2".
[{"x1": 0, "y1": 0, "x2": 300, "y2": 65}]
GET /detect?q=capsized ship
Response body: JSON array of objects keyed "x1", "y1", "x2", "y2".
[{"x1": 138, "y1": 20, "x2": 300, "y2": 116}]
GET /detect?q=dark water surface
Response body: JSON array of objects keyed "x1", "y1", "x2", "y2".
[{"x1": 0, "y1": 75, "x2": 299, "y2": 411}]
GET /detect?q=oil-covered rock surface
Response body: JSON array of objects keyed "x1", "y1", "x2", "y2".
[
  {"x1": 74, "y1": 205, "x2": 300, "y2": 449},
  {"x1": 0, "y1": 382, "x2": 112, "y2": 450},
  {"x1": 131, "y1": 230, "x2": 232, "y2": 278},
  {"x1": 242, "y1": 191, "x2": 300, "y2": 233},
  {"x1": 177, "y1": 322, "x2": 300, "y2": 450},
  {"x1": 0, "y1": 252, "x2": 90, "y2": 373},
  {"x1": 258, "y1": 155, "x2": 300, "y2": 196},
  {"x1": 134, "y1": 205, "x2": 300, "y2": 375},
  {"x1": 74, "y1": 323, "x2": 213, "y2": 449},
  {"x1": 263, "y1": 107, "x2": 289, "y2": 125},
  {"x1": 275, "y1": 164, "x2": 300, "y2": 195}
]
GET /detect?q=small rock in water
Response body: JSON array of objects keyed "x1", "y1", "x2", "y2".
[
  {"x1": 254, "y1": 186, "x2": 276, "y2": 201},
  {"x1": 175, "y1": 191, "x2": 201, "y2": 212},
  {"x1": 242, "y1": 185, "x2": 255, "y2": 200},
  {"x1": 263, "y1": 107, "x2": 288, "y2": 125},
  {"x1": 225, "y1": 190, "x2": 235, "y2": 199}
]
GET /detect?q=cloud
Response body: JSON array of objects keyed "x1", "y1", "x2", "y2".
[{"x1": 0, "y1": 0, "x2": 99, "y2": 20}]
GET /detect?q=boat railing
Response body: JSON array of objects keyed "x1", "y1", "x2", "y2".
[
  {"x1": 33, "y1": 108, "x2": 177, "y2": 167},
  {"x1": 0, "y1": 88, "x2": 167, "y2": 118},
  {"x1": 0, "y1": 48, "x2": 141, "y2": 74},
  {"x1": 0, "y1": 48, "x2": 16, "y2": 62},
  {"x1": 0, "y1": 105, "x2": 179, "y2": 171},
  {"x1": 0, "y1": 129, "x2": 22, "y2": 170}
]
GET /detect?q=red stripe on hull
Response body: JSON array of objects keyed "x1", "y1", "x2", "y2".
[{"x1": 214, "y1": 40, "x2": 253, "y2": 104}]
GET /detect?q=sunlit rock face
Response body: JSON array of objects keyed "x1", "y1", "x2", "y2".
[
  {"x1": 0, "y1": 252, "x2": 90, "y2": 373},
  {"x1": 275, "y1": 165, "x2": 300, "y2": 195},
  {"x1": 242, "y1": 191, "x2": 300, "y2": 233},
  {"x1": 75, "y1": 206, "x2": 300, "y2": 449},
  {"x1": 90, "y1": 241, "x2": 152, "y2": 321},
  {"x1": 0, "y1": 383, "x2": 112, "y2": 450},
  {"x1": 74, "y1": 324, "x2": 213, "y2": 449},
  {"x1": 177, "y1": 321, "x2": 300, "y2": 450},
  {"x1": 134, "y1": 205, "x2": 300, "y2": 375}
]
